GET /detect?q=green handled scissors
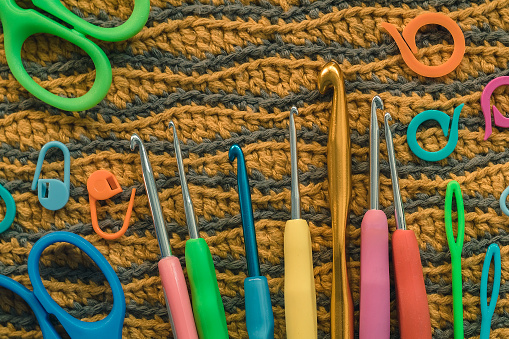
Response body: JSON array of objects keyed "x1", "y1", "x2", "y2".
[
  {"x1": 444, "y1": 180, "x2": 465, "y2": 339},
  {"x1": 0, "y1": 0, "x2": 150, "y2": 111}
]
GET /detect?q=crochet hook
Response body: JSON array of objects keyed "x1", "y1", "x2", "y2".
[
  {"x1": 284, "y1": 107, "x2": 317, "y2": 339},
  {"x1": 359, "y1": 96, "x2": 390, "y2": 339},
  {"x1": 229, "y1": 144, "x2": 274, "y2": 339},
  {"x1": 480, "y1": 243, "x2": 501, "y2": 339},
  {"x1": 318, "y1": 61, "x2": 354, "y2": 339},
  {"x1": 130, "y1": 134, "x2": 198, "y2": 339},
  {"x1": 444, "y1": 180, "x2": 465, "y2": 339},
  {"x1": 169, "y1": 122, "x2": 229, "y2": 339},
  {"x1": 384, "y1": 113, "x2": 432, "y2": 339}
]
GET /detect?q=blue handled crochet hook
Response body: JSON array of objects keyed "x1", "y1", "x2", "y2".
[
  {"x1": 480, "y1": 243, "x2": 501, "y2": 339},
  {"x1": 229, "y1": 144, "x2": 274, "y2": 339}
]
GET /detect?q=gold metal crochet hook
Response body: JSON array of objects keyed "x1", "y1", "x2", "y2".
[{"x1": 318, "y1": 61, "x2": 353, "y2": 339}]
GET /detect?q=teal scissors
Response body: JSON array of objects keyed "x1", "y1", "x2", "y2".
[
  {"x1": 0, "y1": 231, "x2": 125, "y2": 338},
  {"x1": 0, "y1": 0, "x2": 150, "y2": 111}
]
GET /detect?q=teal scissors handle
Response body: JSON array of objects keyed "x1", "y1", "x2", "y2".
[
  {"x1": 480, "y1": 243, "x2": 501, "y2": 339},
  {"x1": 444, "y1": 180, "x2": 465, "y2": 339},
  {"x1": 0, "y1": 1, "x2": 112, "y2": 111},
  {"x1": 33, "y1": 0, "x2": 150, "y2": 42}
]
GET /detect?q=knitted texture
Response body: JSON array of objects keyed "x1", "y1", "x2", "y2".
[{"x1": 0, "y1": 0, "x2": 509, "y2": 338}]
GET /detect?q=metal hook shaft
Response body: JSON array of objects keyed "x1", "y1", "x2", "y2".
[
  {"x1": 384, "y1": 113, "x2": 406, "y2": 230},
  {"x1": 370, "y1": 96, "x2": 383, "y2": 210},
  {"x1": 130, "y1": 134, "x2": 172, "y2": 257},
  {"x1": 290, "y1": 107, "x2": 301, "y2": 220},
  {"x1": 169, "y1": 122, "x2": 199, "y2": 239}
]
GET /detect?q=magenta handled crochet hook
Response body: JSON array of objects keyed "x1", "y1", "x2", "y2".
[{"x1": 359, "y1": 96, "x2": 390, "y2": 339}]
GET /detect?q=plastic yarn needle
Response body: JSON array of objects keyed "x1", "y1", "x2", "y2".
[
  {"x1": 480, "y1": 243, "x2": 501, "y2": 339},
  {"x1": 359, "y1": 96, "x2": 390, "y2": 339},
  {"x1": 284, "y1": 107, "x2": 317, "y2": 339},
  {"x1": 169, "y1": 122, "x2": 229, "y2": 339},
  {"x1": 384, "y1": 113, "x2": 432, "y2": 339},
  {"x1": 130, "y1": 134, "x2": 198, "y2": 339},
  {"x1": 444, "y1": 180, "x2": 465, "y2": 339}
]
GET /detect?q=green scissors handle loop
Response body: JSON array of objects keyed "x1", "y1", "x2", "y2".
[
  {"x1": 0, "y1": 0, "x2": 150, "y2": 111},
  {"x1": 0, "y1": 1, "x2": 111, "y2": 111},
  {"x1": 33, "y1": 0, "x2": 150, "y2": 42},
  {"x1": 444, "y1": 180, "x2": 465, "y2": 339}
]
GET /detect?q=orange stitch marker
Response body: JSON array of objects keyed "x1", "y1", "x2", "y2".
[
  {"x1": 87, "y1": 170, "x2": 136, "y2": 240},
  {"x1": 381, "y1": 13, "x2": 465, "y2": 78}
]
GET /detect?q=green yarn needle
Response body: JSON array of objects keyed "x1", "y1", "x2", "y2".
[{"x1": 444, "y1": 180, "x2": 465, "y2": 339}]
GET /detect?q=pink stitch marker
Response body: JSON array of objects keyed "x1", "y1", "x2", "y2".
[{"x1": 481, "y1": 76, "x2": 509, "y2": 140}]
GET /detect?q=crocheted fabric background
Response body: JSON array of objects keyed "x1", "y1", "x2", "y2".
[{"x1": 0, "y1": 0, "x2": 508, "y2": 338}]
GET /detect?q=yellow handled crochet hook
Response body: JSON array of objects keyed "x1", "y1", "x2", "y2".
[
  {"x1": 318, "y1": 61, "x2": 354, "y2": 339},
  {"x1": 284, "y1": 107, "x2": 317, "y2": 339}
]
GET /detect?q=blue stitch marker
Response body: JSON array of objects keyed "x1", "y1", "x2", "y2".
[{"x1": 31, "y1": 141, "x2": 71, "y2": 211}]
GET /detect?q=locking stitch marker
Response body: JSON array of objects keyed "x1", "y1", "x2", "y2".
[
  {"x1": 381, "y1": 13, "x2": 465, "y2": 78},
  {"x1": 481, "y1": 76, "x2": 509, "y2": 140},
  {"x1": 407, "y1": 104, "x2": 463, "y2": 162},
  {"x1": 87, "y1": 170, "x2": 136, "y2": 240},
  {"x1": 31, "y1": 141, "x2": 70, "y2": 211}
]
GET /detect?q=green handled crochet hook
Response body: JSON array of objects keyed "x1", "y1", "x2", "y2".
[
  {"x1": 444, "y1": 180, "x2": 465, "y2": 339},
  {"x1": 169, "y1": 121, "x2": 229, "y2": 339}
]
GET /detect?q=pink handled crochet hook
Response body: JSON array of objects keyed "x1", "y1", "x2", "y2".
[
  {"x1": 359, "y1": 96, "x2": 390, "y2": 339},
  {"x1": 131, "y1": 134, "x2": 198, "y2": 339}
]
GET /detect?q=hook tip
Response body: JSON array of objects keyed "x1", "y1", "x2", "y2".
[
  {"x1": 130, "y1": 134, "x2": 141, "y2": 151},
  {"x1": 168, "y1": 121, "x2": 179, "y2": 144},
  {"x1": 229, "y1": 144, "x2": 242, "y2": 162},
  {"x1": 372, "y1": 96, "x2": 384, "y2": 110},
  {"x1": 168, "y1": 121, "x2": 176, "y2": 133},
  {"x1": 384, "y1": 112, "x2": 392, "y2": 124}
]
